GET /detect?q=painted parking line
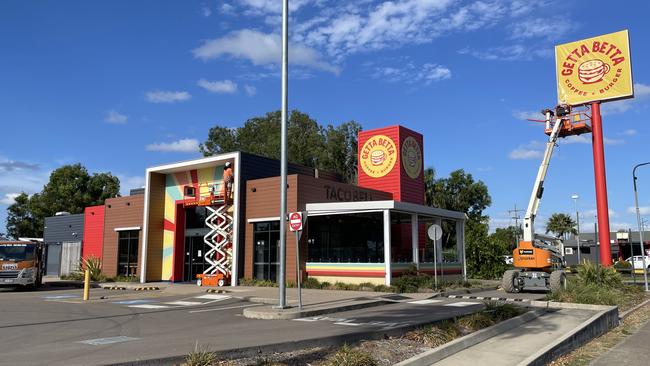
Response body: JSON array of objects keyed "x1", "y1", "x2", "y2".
[
  {"x1": 443, "y1": 301, "x2": 480, "y2": 307},
  {"x1": 77, "y1": 336, "x2": 139, "y2": 346},
  {"x1": 292, "y1": 316, "x2": 406, "y2": 329},
  {"x1": 128, "y1": 304, "x2": 169, "y2": 309},
  {"x1": 334, "y1": 321, "x2": 362, "y2": 326},
  {"x1": 112, "y1": 299, "x2": 155, "y2": 305},
  {"x1": 43, "y1": 294, "x2": 78, "y2": 300},
  {"x1": 195, "y1": 294, "x2": 230, "y2": 300},
  {"x1": 408, "y1": 299, "x2": 444, "y2": 305},
  {"x1": 188, "y1": 303, "x2": 259, "y2": 313},
  {"x1": 164, "y1": 301, "x2": 204, "y2": 306}
]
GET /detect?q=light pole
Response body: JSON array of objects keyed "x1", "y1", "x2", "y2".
[
  {"x1": 632, "y1": 162, "x2": 649, "y2": 292},
  {"x1": 572, "y1": 194, "x2": 581, "y2": 264},
  {"x1": 276, "y1": 0, "x2": 289, "y2": 308}
]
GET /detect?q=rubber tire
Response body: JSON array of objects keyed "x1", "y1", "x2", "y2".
[
  {"x1": 550, "y1": 270, "x2": 567, "y2": 292},
  {"x1": 502, "y1": 270, "x2": 520, "y2": 293},
  {"x1": 218, "y1": 279, "x2": 225, "y2": 287},
  {"x1": 196, "y1": 279, "x2": 202, "y2": 287}
]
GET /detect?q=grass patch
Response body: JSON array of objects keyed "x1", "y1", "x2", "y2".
[
  {"x1": 326, "y1": 344, "x2": 377, "y2": 366},
  {"x1": 408, "y1": 301, "x2": 524, "y2": 347},
  {"x1": 185, "y1": 343, "x2": 216, "y2": 366}
]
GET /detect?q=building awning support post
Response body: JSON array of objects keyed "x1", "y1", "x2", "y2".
[
  {"x1": 411, "y1": 213, "x2": 419, "y2": 270},
  {"x1": 384, "y1": 210, "x2": 392, "y2": 286},
  {"x1": 456, "y1": 219, "x2": 467, "y2": 282}
]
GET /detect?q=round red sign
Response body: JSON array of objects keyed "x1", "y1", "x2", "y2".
[{"x1": 289, "y1": 212, "x2": 303, "y2": 231}]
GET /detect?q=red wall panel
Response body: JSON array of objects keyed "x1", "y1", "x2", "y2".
[
  {"x1": 83, "y1": 205, "x2": 105, "y2": 261},
  {"x1": 358, "y1": 125, "x2": 424, "y2": 204}
]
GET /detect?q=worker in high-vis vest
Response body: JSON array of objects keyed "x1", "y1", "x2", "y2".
[{"x1": 222, "y1": 161, "x2": 234, "y2": 205}]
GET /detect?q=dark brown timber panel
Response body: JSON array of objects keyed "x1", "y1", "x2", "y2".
[{"x1": 102, "y1": 195, "x2": 144, "y2": 278}]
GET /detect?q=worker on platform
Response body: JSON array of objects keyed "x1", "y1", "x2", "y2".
[{"x1": 222, "y1": 161, "x2": 234, "y2": 205}]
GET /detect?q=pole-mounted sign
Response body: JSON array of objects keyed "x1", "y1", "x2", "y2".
[
  {"x1": 555, "y1": 29, "x2": 634, "y2": 106},
  {"x1": 289, "y1": 212, "x2": 303, "y2": 232}
]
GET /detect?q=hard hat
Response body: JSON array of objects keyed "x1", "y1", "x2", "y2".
[{"x1": 225, "y1": 162, "x2": 232, "y2": 168}]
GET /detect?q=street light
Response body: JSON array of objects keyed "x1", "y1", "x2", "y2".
[
  {"x1": 632, "y1": 162, "x2": 649, "y2": 292},
  {"x1": 571, "y1": 194, "x2": 581, "y2": 264}
]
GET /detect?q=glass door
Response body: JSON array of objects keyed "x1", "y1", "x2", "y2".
[
  {"x1": 253, "y1": 221, "x2": 280, "y2": 282},
  {"x1": 184, "y1": 236, "x2": 207, "y2": 282}
]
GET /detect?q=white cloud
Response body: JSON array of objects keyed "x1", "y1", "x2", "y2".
[
  {"x1": 512, "y1": 110, "x2": 543, "y2": 120},
  {"x1": 220, "y1": 3, "x2": 235, "y2": 15},
  {"x1": 146, "y1": 90, "x2": 192, "y2": 103},
  {"x1": 509, "y1": 140, "x2": 544, "y2": 160},
  {"x1": 619, "y1": 129, "x2": 637, "y2": 136},
  {"x1": 244, "y1": 85, "x2": 257, "y2": 96},
  {"x1": 104, "y1": 110, "x2": 128, "y2": 124},
  {"x1": 370, "y1": 60, "x2": 451, "y2": 86},
  {"x1": 238, "y1": 0, "x2": 316, "y2": 15},
  {"x1": 584, "y1": 209, "x2": 618, "y2": 218},
  {"x1": 509, "y1": 18, "x2": 573, "y2": 41},
  {"x1": 146, "y1": 138, "x2": 200, "y2": 153},
  {"x1": 116, "y1": 174, "x2": 145, "y2": 195},
  {"x1": 197, "y1": 79, "x2": 238, "y2": 94},
  {"x1": 192, "y1": 29, "x2": 339, "y2": 74},
  {"x1": 564, "y1": 134, "x2": 623, "y2": 145},
  {"x1": 628, "y1": 206, "x2": 650, "y2": 215},
  {"x1": 602, "y1": 83, "x2": 650, "y2": 115},
  {"x1": 458, "y1": 44, "x2": 552, "y2": 61},
  {"x1": 0, "y1": 193, "x2": 20, "y2": 205},
  {"x1": 201, "y1": 5, "x2": 212, "y2": 17}
]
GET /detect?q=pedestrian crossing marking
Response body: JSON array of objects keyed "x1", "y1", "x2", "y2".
[
  {"x1": 408, "y1": 299, "x2": 443, "y2": 305},
  {"x1": 444, "y1": 301, "x2": 480, "y2": 307},
  {"x1": 164, "y1": 301, "x2": 204, "y2": 306},
  {"x1": 128, "y1": 304, "x2": 169, "y2": 309}
]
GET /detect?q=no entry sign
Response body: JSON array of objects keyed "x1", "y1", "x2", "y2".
[{"x1": 289, "y1": 212, "x2": 303, "y2": 232}]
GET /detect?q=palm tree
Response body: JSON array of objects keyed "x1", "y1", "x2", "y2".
[{"x1": 545, "y1": 213, "x2": 578, "y2": 239}]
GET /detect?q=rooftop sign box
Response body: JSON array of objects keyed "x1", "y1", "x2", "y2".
[{"x1": 555, "y1": 29, "x2": 634, "y2": 106}]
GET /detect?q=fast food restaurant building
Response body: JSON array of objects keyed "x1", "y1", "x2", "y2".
[{"x1": 138, "y1": 125, "x2": 467, "y2": 286}]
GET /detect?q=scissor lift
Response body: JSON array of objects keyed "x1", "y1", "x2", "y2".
[{"x1": 182, "y1": 180, "x2": 233, "y2": 286}]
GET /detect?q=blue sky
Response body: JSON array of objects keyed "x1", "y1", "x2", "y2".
[{"x1": 1, "y1": 0, "x2": 650, "y2": 235}]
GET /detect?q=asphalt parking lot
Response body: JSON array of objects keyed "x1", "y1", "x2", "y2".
[{"x1": 0, "y1": 284, "x2": 540, "y2": 366}]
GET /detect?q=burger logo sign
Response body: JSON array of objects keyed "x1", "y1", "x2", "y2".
[
  {"x1": 556, "y1": 30, "x2": 634, "y2": 106},
  {"x1": 360, "y1": 134, "x2": 397, "y2": 178},
  {"x1": 401, "y1": 136, "x2": 422, "y2": 179}
]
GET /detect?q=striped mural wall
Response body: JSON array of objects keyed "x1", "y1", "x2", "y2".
[{"x1": 161, "y1": 166, "x2": 224, "y2": 281}]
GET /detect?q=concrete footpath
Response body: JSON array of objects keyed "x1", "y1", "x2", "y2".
[
  {"x1": 431, "y1": 308, "x2": 598, "y2": 366},
  {"x1": 590, "y1": 319, "x2": 650, "y2": 366}
]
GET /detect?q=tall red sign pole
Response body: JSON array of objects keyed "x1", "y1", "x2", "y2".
[{"x1": 591, "y1": 102, "x2": 612, "y2": 266}]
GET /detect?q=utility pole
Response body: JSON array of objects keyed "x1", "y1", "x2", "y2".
[
  {"x1": 508, "y1": 204, "x2": 524, "y2": 249},
  {"x1": 572, "y1": 195, "x2": 581, "y2": 264}
]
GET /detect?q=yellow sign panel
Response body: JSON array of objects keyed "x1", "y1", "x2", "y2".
[
  {"x1": 555, "y1": 30, "x2": 633, "y2": 105},
  {"x1": 360, "y1": 134, "x2": 397, "y2": 178},
  {"x1": 401, "y1": 136, "x2": 422, "y2": 179}
]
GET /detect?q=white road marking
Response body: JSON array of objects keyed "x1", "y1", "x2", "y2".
[
  {"x1": 78, "y1": 336, "x2": 139, "y2": 346},
  {"x1": 195, "y1": 294, "x2": 230, "y2": 300},
  {"x1": 128, "y1": 304, "x2": 169, "y2": 309},
  {"x1": 293, "y1": 318, "x2": 319, "y2": 322},
  {"x1": 334, "y1": 322, "x2": 362, "y2": 326},
  {"x1": 408, "y1": 299, "x2": 443, "y2": 305},
  {"x1": 188, "y1": 304, "x2": 259, "y2": 313},
  {"x1": 164, "y1": 301, "x2": 204, "y2": 306},
  {"x1": 444, "y1": 301, "x2": 480, "y2": 307}
]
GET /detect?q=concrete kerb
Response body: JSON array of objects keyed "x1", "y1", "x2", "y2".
[
  {"x1": 619, "y1": 298, "x2": 650, "y2": 319},
  {"x1": 395, "y1": 308, "x2": 546, "y2": 366},
  {"x1": 435, "y1": 286, "x2": 499, "y2": 298},
  {"x1": 518, "y1": 301, "x2": 619, "y2": 366},
  {"x1": 242, "y1": 299, "x2": 394, "y2": 320}
]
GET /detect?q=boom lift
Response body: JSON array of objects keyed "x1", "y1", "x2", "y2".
[{"x1": 502, "y1": 105, "x2": 591, "y2": 293}]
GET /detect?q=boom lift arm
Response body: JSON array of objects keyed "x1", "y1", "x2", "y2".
[{"x1": 522, "y1": 109, "x2": 564, "y2": 242}]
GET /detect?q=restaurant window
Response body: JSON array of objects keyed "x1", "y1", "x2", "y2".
[
  {"x1": 253, "y1": 221, "x2": 280, "y2": 281},
  {"x1": 307, "y1": 212, "x2": 384, "y2": 263},
  {"x1": 118, "y1": 230, "x2": 139, "y2": 276}
]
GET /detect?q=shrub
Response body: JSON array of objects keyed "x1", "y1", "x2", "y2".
[
  {"x1": 372, "y1": 284, "x2": 395, "y2": 293},
  {"x1": 185, "y1": 343, "x2": 216, "y2": 366},
  {"x1": 78, "y1": 255, "x2": 103, "y2": 281},
  {"x1": 576, "y1": 261, "x2": 622, "y2": 289},
  {"x1": 457, "y1": 312, "x2": 494, "y2": 331},
  {"x1": 303, "y1": 277, "x2": 321, "y2": 289},
  {"x1": 327, "y1": 344, "x2": 377, "y2": 366},
  {"x1": 483, "y1": 301, "x2": 522, "y2": 322},
  {"x1": 320, "y1": 281, "x2": 332, "y2": 289},
  {"x1": 357, "y1": 282, "x2": 376, "y2": 291},
  {"x1": 408, "y1": 321, "x2": 460, "y2": 348},
  {"x1": 548, "y1": 282, "x2": 617, "y2": 306}
]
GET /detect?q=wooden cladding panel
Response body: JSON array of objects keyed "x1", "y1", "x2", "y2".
[
  {"x1": 146, "y1": 172, "x2": 166, "y2": 281},
  {"x1": 102, "y1": 195, "x2": 144, "y2": 278}
]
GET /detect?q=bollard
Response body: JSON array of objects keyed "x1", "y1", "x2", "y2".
[{"x1": 83, "y1": 269, "x2": 90, "y2": 301}]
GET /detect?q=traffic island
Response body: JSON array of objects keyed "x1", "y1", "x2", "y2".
[{"x1": 242, "y1": 298, "x2": 394, "y2": 320}]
